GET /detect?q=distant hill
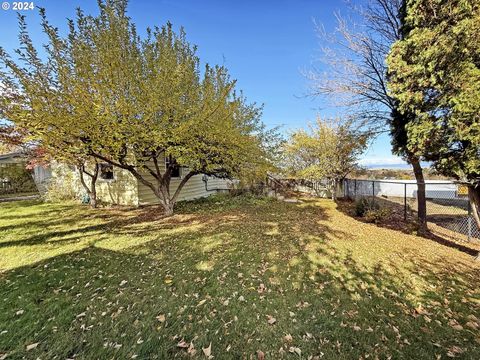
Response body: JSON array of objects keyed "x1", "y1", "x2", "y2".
[{"x1": 365, "y1": 162, "x2": 430, "y2": 170}]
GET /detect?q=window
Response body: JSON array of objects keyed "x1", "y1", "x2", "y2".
[
  {"x1": 165, "y1": 155, "x2": 181, "y2": 178},
  {"x1": 99, "y1": 163, "x2": 114, "y2": 180}
]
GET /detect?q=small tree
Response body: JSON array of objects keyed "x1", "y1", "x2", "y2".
[
  {"x1": 285, "y1": 118, "x2": 368, "y2": 200},
  {"x1": 387, "y1": 0, "x2": 480, "y2": 230},
  {"x1": 0, "y1": 1, "x2": 271, "y2": 215},
  {"x1": 309, "y1": 0, "x2": 428, "y2": 230}
]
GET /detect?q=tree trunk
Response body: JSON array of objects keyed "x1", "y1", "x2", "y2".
[
  {"x1": 410, "y1": 156, "x2": 427, "y2": 233},
  {"x1": 87, "y1": 151, "x2": 197, "y2": 216},
  {"x1": 467, "y1": 185, "x2": 480, "y2": 261},
  {"x1": 89, "y1": 164, "x2": 99, "y2": 208},
  {"x1": 162, "y1": 201, "x2": 174, "y2": 217},
  {"x1": 468, "y1": 185, "x2": 480, "y2": 230},
  {"x1": 331, "y1": 179, "x2": 337, "y2": 201},
  {"x1": 156, "y1": 171, "x2": 196, "y2": 216},
  {"x1": 90, "y1": 183, "x2": 97, "y2": 208},
  {"x1": 78, "y1": 163, "x2": 99, "y2": 209}
]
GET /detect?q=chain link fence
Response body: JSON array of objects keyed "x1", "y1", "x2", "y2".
[{"x1": 343, "y1": 179, "x2": 480, "y2": 243}]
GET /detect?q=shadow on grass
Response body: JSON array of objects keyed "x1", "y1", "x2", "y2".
[
  {"x1": 0, "y1": 195, "x2": 479, "y2": 358},
  {"x1": 336, "y1": 198, "x2": 480, "y2": 258}
]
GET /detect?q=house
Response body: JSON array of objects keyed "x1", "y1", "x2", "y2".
[
  {"x1": 0, "y1": 151, "x2": 51, "y2": 193},
  {"x1": 53, "y1": 153, "x2": 232, "y2": 206},
  {"x1": 0, "y1": 152, "x2": 24, "y2": 165}
]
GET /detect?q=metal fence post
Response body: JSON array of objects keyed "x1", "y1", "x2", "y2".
[
  {"x1": 372, "y1": 180, "x2": 375, "y2": 204},
  {"x1": 467, "y1": 199, "x2": 472, "y2": 242},
  {"x1": 404, "y1": 183, "x2": 407, "y2": 221}
]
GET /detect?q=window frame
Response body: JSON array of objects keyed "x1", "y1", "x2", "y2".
[
  {"x1": 99, "y1": 163, "x2": 115, "y2": 182},
  {"x1": 165, "y1": 155, "x2": 181, "y2": 179}
]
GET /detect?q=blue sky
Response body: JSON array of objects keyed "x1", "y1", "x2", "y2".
[{"x1": 0, "y1": 0, "x2": 402, "y2": 167}]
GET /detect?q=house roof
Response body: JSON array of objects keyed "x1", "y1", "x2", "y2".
[{"x1": 0, "y1": 151, "x2": 25, "y2": 163}]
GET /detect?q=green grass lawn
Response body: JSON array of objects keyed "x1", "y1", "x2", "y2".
[
  {"x1": 0, "y1": 191, "x2": 39, "y2": 200},
  {"x1": 0, "y1": 195, "x2": 479, "y2": 359}
]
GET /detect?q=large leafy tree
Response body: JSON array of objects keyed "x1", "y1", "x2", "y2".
[
  {"x1": 0, "y1": 27, "x2": 100, "y2": 208},
  {"x1": 309, "y1": 0, "x2": 428, "y2": 229},
  {"x1": 387, "y1": 0, "x2": 480, "y2": 228},
  {"x1": 0, "y1": 0, "x2": 272, "y2": 215},
  {"x1": 0, "y1": 123, "x2": 22, "y2": 154},
  {"x1": 285, "y1": 118, "x2": 368, "y2": 200}
]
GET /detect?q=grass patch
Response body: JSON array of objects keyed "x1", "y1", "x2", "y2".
[
  {"x1": 0, "y1": 192, "x2": 38, "y2": 200},
  {"x1": 1, "y1": 194, "x2": 479, "y2": 359}
]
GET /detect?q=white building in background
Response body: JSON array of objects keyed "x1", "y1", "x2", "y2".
[{"x1": 349, "y1": 179, "x2": 459, "y2": 199}]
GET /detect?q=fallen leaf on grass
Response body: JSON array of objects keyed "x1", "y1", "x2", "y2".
[
  {"x1": 15, "y1": 310, "x2": 24, "y2": 316},
  {"x1": 467, "y1": 314, "x2": 479, "y2": 322},
  {"x1": 267, "y1": 315, "x2": 276, "y2": 325},
  {"x1": 466, "y1": 321, "x2": 479, "y2": 329},
  {"x1": 177, "y1": 340, "x2": 189, "y2": 348},
  {"x1": 187, "y1": 342, "x2": 196, "y2": 356},
  {"x1": 414, "y1": 305, "x2": 431, "y2": 316},
  {"x1": 289, "y1": 347, "x2": 301, "y2": 356},
  {"x1": 26, "y1": 343, "x2": 39, "y2": 351},
  {"x1": 257, "y1": 350, "x2": 265, "y2": 359},
  {"x1": 156, "y1": 314, "x2": 166, "y2": 323},
  {"x1": 447, "y1": 346, "x2": 465, "y2": 357},
  {"x1": 448, "y1": 320, "x2": 463, "y2": 331},
  {"x1": 283, "y1": 334, "x2": 293, "y2": 342},
  {"x1": 202, "y1": 342, "x2": 212, "y2": 358},
  {"x1": 257, "y1": 284, "x2": 266, "y2": 294}
]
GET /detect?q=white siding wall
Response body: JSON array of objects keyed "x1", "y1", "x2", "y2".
[
  {"x1": 51, "y1": 163, "x2": 139, "y2": 206},
  {"x1": 94, "y1": 167, "x2": 139, "y2": 206},
  {"x1": 137, "y1": 157, "x2": 230, "y2": 205},
  {"x1": 33, "y1": 165, "x2": 52, "y2": 193}
]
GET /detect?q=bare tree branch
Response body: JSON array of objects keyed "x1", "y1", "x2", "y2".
[{"x1": 308, "y1": 0, "x2": 403, "y2": 131}]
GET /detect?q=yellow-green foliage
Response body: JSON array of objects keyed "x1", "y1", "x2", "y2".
[
  {"x1": 285, "y1": 118, "x2": 368, "y2": 182},
  {"x1": 0, "y1": 0, "x2": 276, "y2": 213}
]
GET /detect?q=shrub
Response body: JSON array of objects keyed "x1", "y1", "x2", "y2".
[
  {"x1": 229, "y1": 183, "x2": 266, "y2": 197},
  {"x1": 354, "y1": 197, "x2": 379, "y2": 217},
  {"x1": 0, "y1": 164, "x2": 37, "y2": 194},
  {"x1": 363, "y1": 208, "x2": 390, "y2": 223}
]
